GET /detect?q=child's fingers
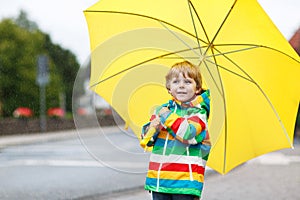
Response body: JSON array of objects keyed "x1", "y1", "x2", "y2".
[
  {"x1": 159, "y1": 107, "x2": 170, "y2": 116},
  {"x1": 150, "y1": 117, "x2": 160, "y2": 128}
]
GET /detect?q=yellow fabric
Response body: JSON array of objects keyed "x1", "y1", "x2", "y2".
[{"x1": 84, "y1": 0, "x2": 300, "y2": 174}]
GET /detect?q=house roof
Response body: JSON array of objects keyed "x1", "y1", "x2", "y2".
[{"x1": 289, "y1": 27, "x2": 300, "y2": 55}]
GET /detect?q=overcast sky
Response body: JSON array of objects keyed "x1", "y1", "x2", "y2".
[{"x1": 0, "y1": 0, "x2": 299, "y2": 65}]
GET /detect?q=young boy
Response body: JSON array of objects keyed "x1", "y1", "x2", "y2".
[{"x1": 141, "y1": 61, "x2": 211, "y2": 200}]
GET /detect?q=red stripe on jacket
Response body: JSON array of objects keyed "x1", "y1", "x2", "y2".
[{"x1": 149, "y1": 162, "x2": 205, "y2": 174}]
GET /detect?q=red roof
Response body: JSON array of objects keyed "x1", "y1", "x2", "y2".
[{"x1": 289, "y1": 27, "x2": 300, "y2": 55}]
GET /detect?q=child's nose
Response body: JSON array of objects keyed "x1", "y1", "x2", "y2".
[{"x1": 179, "y1": 81, "x2": 185, "y2": 88}]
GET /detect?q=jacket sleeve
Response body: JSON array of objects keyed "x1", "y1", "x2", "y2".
[
  {"x1": 161, "y1": 109, "x2": 207, "y2": 144},
  {"x1": 140, "y1": 105, "x2": 166, "y2": 147}
]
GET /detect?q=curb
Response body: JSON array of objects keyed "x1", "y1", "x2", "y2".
[{"x1": 0, "y1": 126, "x2": 121, "y2": 148}]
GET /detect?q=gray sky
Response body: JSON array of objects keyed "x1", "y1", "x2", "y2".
[{"x1": 0, "y1": 0, "x2": 299, "y2": 65}]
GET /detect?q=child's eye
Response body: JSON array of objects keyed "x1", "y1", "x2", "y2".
[
  {"x1": 172, "y1": 80, "x2": 179, "y2": 83},
  {"x1": 185, "y1": 80, "x2": 192, "y2": 84}
]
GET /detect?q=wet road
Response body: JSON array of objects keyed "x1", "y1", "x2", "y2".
[
  {"x1": 0, "y1": 127, "x2": 150, "y2": 200},
  {"x1": 1, "y1": 128, "x2": 299, "y2": 200}
]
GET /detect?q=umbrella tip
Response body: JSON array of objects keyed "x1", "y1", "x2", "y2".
[{"x1": 124, "y1": 121, "x2": 129, "y2": 130}]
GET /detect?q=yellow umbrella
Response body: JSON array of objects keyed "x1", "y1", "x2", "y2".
[{"x1": 84, "y1": 0, "x2": 300, "y2": 174}]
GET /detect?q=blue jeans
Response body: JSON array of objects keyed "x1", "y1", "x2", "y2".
[{"x1": 152, "y1": 192, "x2": 199, "y2": 200}]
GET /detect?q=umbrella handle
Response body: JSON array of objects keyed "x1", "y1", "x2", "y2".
[{"x1": 140, "y1": 127, "x2": 156, "y2": 151}]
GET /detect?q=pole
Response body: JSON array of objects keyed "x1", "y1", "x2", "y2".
[
  {"x1": 40, "y1": 85, "x2": 47, "y2": 132},
  {"x1": 36, "y1": 54, "x2": 49, "y2": 132}
]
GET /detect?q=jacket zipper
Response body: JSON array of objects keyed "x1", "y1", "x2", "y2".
[{"x1": 186, "y1": 146, "x2": 193, "y2": 181}]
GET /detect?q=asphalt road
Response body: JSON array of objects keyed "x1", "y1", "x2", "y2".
[
  {"x1": 0, "y1": 127, "x2": 149, "y2": 200},
  {"x1": 96, "y1": 139, "x2": 300, "y2": 200},
  {"x1": 1, "y1": 128, "x2": 299, "y2": 200}
]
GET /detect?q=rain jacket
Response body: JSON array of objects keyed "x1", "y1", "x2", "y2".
[{"x1": 142, "y1": 90, "x2": 211, "y2": 197}]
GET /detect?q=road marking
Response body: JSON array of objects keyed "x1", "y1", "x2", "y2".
[
  {"x1": 0, "y1": 159, "x2": 148, "y2": 169},
  {"x1": 248, "y1": 152, "x2": 300, "y2": 165}
]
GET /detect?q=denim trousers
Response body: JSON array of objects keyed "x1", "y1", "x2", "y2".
[{"x1": 152, "y1": 192, "x2": 199, "y2": 200}]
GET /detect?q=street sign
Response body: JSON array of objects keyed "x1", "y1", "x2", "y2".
[{"x1": 36, "y1": 55, "x2": 49, "y2": 86}]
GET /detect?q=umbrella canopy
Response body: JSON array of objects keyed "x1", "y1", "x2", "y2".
[{"x1": 84, "y1": 0, "x2": 300, "y2": 174}]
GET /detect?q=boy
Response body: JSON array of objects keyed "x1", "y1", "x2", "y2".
[{"x1": 141, "y1": 61, "x2": 211, "y2": 200}]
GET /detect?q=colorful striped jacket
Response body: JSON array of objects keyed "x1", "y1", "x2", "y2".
[{"x1": 142, "y1": 90, "x2": 211, "y2": 197}]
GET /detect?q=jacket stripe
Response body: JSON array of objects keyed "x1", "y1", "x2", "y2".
[
  {"x1": 149, "y1": 162, "x2": 205, "y2": 174},
  {"x1": 146, "y1": 178, "x2": 203, "y2": 190},
  {"x1": 145, "y1": 185, "x2": 202, "y2": 196},
  {"x1": 150, "y1": 154, "x2": 205, "y2": 166},
  {"x1": 147, "y1": 170, "x2": 204, "y2": 182}
]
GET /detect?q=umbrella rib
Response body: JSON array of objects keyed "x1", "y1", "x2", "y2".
[
  {"x1": 208, "y1": 45, "x2": 259, "y2": 58},
  {"x1": 85, "y1": 10, "x2": 209, "y2": 45},
  {"x1": 208, "y1": 48, "x2": 229, "y2": 174},
  {"x1": 205, "y1": 55, "x2": 253, "y2": 83},
  {"x1": 186, "y1": 0, "x2": 236, "y2": 173},
  {"x1": 90, "y1": 43, "x2": 255, "y2": 88},
  {"x1": 206, "y1": 45, "x2": 259, "y2": 82},
  {"x1": 89, "y1": 47, "x2": 201, "y2": 88},
  {"x1": 187, "y1": 0, "x2": 227, "y2": 96},
  {"x1": 214, "y1": 43, "x2": 300, "y2": 63},
  {"x1": 206, "y1": 0, "x2": 237, "y2": 55},
  {"x1": 212, "y1": 47, "x2": 294, "y2": 149},
  {"x1": 159, "y1": 21, "x2": 201, "y2": 58},
  {"x1": 206, "y1": 42, "x2": 300, "y2": 83},
  {"x1": 180, "y1": 0, "x2": 233, "y2": 170},
  {"x1": 210, "y1": 43, "x2": 300, "y2": 80},
  {"x1": 187, "y1": 0, "x2": 206, "y2": 57},
  {"x1": 187, "y1": 3, "x2": 235, "y2": 173},
  {"x1": 200, "y1": 55, "x2": 225, "y2": 96},
  {"x1": 187, "y1": 0, "x2": 228, "y2": 99}
]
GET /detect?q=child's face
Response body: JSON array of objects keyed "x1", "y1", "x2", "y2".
[{"x1": 168, "y1": 72, "x2": 199, "y2": 103}]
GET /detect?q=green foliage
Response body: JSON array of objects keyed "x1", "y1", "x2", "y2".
[
  {"x1": 43, "y1": 34, "x2": 80, "y2": 112},
  {"x1": 0, "y1": 11, "x2": 80, "y2": 117}
]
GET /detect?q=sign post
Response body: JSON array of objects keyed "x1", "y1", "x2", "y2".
[{"x1": 36, "y1": 55, "x2": 49, "y2": 132}]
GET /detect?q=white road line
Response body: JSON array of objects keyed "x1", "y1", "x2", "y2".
[
  {"x1": 0, "y1": 159, "x2": 148, "y2": 168},
  {"x1": 248, "y1": 152, "x2": 300, "y2": 165}
]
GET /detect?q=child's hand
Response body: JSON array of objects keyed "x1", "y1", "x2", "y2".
[
  {"x1": 150, "y1": 116, "x2": 160, "y2": 129},
  {"x1": 159, "y1": 107, "x2": 170, "y2": 116}
]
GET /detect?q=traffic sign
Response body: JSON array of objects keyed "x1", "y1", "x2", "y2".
[{"x1": 36, "y1": 55, "x2": 49, "y2": 86}]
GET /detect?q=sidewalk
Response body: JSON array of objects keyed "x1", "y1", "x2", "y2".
[
  {"x1": 0, "y1": 126, "x2": 120, "y2": 148},
  {"x1": 0, "y1": 129, "x2": 76, "y2": 148}
]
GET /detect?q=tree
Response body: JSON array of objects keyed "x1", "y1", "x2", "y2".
[
  {"x1": 0, "y1": 18, "x2": 41, "y2": 116},
  {"x1": 43, "y1": 34, "x2": 80, "y2": 113},
  {"x1": 0, "y1": 11, "x2": 80, "y2": 117},
  {"x1": 15, "y1": 10, "x2": 38, "y2": 32}
]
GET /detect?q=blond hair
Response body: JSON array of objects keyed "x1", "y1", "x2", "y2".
[{"x1": 165, "y1": 61, "x2": 203, "y2": 92}]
